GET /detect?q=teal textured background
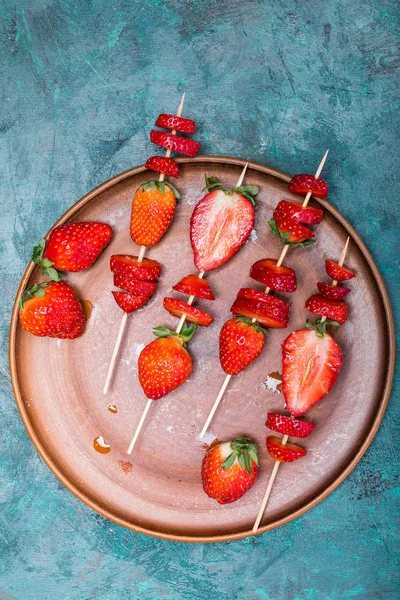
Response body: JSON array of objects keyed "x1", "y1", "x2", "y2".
[{"x1": 1, "y1": 1, "x2": 399, "y2": 598}]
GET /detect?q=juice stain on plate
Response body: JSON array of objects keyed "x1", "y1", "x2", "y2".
[
  {"x1": 108, "y1": 403, "x2": 118, "y2": 414},
  {"x1": 93, "y1": 436, "x2": 111, "y2": 454},
  {"x1": 82, "y1": 300, "x2": 94, "y2": 320},
  {"x1": 262, "y1": 371, "x2": 282, "y2": 394},
  {"x1": 117, "y1": 460, "x2": 133, "y2": 473}
]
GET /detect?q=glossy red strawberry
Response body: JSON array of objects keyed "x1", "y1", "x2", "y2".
[
  {"x1": 266, "y1": 413, "x2": 315, "y2": 438},
  {"x1": 317, "y1": 281, "x2": 351, "y2": 300},
  {"x1": 266, "y1": 436, "x2": 307, "y2": 462},
  {"x1": 190, "y1": 177, "x2": 258, "y2": 271},
  {"x1": 289, "y1": 174, "x2": 329, "y2": 199},
  {"x1": 305, "y1": 294, "x2": 348, "y2": 324},
  {"x1": 250, "y1": 258, "x2": 297, "y2": 292},
  {"x1": 282, "y1": 328, "x2": 343, "y2": 417},
  {"x1": 325, "y1": 260, "x2": 355, "y2": 281},
  {"x1": 19, "y1": 282, "x2": 85, "y2": 339},
  {"x1": 155, "y1": 114, "x2": 196, "y2": 134},
  {"x1": 163, "y1": 297, "x2": 213, "y2": 326},
  {"x1": 231, "y1": 289, "x2": 289, "y2": 328},
  {"x1": 219, "y1": 317, "x2": 265, "y2": 375},
  {"x1": 270, "y1": 200, "x2": 323, "y2": 245},
  {"x1": 112, "y1": 292, "x2": 149, "y2": 313},
  {"x1": 110, "y1": 255, "x2": 161, "y2": 281},
  {"x1": 130, "y1": 181, "x2": 179, "y2": 246},
  {"x1": 113, "y1": 273, "x2": 157, "y2": 298},
  {"x1": 150, "y1": 130, "x2": 200, "y2": 157},
  {"x1": 202, "y1": 436, "x2": 259, "y2": 504},
  {"x1": 172, "y1": 274, "x2": 215, "y2": 300},
  {"x1": 145, "y1": 156, "x2": 180, "y2": 178}
]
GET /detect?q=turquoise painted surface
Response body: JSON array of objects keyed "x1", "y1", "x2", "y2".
[{"x1": 1, "y1": 0, "x2": 399, "y2": 598}]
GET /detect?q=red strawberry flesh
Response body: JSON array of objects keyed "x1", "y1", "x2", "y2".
[
  {"x1": 172, "y1": 274, "x2": 215, "y2": 300},
  {"x1": 305, "y1": 294, "x2": 348, "y2": 324},
  {"x1": 325, "y1": 260, "x2": 355, "y2": 281},
  {"x1": 231, "y1": 296, "x2": 289, "y2": 328},
  {"x1": 289, "y1": 174, "x2": 329, "y2": 199},
  {"x1": 163, "y1": 297, "x2": 213, "y2": 326},
  {"x1": 266, "y1": 413, "x2": 315, "y2": 438},
  {"x1": 145, "y1": 156, "x2": 180, "y2": 178},
  {"x1": 250, "y1": 258, "x2": 297, "y2": 292},
  {"x1": 317, "y1": 281, "x2": 351, "y2": 300},
  {"x1": 113, "y1": 273, "x2": 157, "y2": 298},
  {"x1": 273, "y1": 200, "x2": 323, "y2": 243},
  {"x1": 110, "y1": 255, "x2": 161, "y2": 281},
  {"x1": 155, "y1": 114, "x2": 196, "y2": 134},
  {"x1": 150, "y1": 130, "x2": 200, "y2": 157},
  {"x1": 266, "y1": 436, "x2": 307, "y2": 462},
  {"x1": 112, "y1": 291, "x2": 149, "y2": 313}
]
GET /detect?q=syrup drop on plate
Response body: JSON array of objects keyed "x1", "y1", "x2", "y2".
[
  {"x1": 93, "y1": 436, "x2": 111, "y2": 454},
  {"x1": 82, "y1": 300, "x2": 94, "y2": 320},
  {"x1": 117, "y1": 460, "x2": 132, "y2": 473},
  {"x1": 108, "y1": 404, "x2": 118, "y2": 414}
]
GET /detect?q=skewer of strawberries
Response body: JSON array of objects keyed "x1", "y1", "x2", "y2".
[
  {"x1": 252, "y1": 237, "x2": 354, "y2": 532},
  {"x1": 103, "y1": 95, "x2": 201, "y2": 394},
  {"x1": 127, "y1": 164, "x2": 259, "y2": 454},
  {"x1": 200, "y1": 151, "x2": 329, "y2": 438}
]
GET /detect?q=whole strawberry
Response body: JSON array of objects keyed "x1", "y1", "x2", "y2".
[
  {"x1": 33, "y1": 222, "x2": 113, "y2": 276},
  {"x1": 130, "y1": 180, "x2": 180, "y2": 247},
  {"x1": 138, "y1": 324, "x2": 197, "y2": 400},
  {"x1": 220, "y1": 317, "x2": 266, "y2": 375},
  {"x1": 202, "y1": 436, "x2": 259, "y2": 504},
  {"x1": 19, "y1": 281, "x2": 86, "y2": 339}
]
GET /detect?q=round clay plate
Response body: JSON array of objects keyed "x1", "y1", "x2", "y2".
[{"x1": 9, "y1": 156, "x2": 394, "y2": 542}]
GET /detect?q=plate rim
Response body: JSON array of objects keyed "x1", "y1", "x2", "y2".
[{"x1": 9, "y1": 155, "x2": 395, "y2": 543}]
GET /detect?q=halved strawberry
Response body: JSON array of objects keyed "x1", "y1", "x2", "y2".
[
  {"x1": 155, "y1": 114, "x2": 196, "y2": 134},
  {"x1": 325, "y1": 260, "x2": 355, "y2": 281},
  {"x1": 266, "y1": 436, "x2": 307, "y2": 462},
  {"x1": 305, "y1": 294, "x2": 348, "y2": 324},
  {"x1": 289, "y1": 174, "x2": 329, "y2": 199},
  {"x1": 113, "y1": 273, "x2": 157, "y2": 297},
  {"x1": 190, "y1": 177, "x2": 257, "y2": 271},
  {"x1": 220, "y1": 317, "x2": 265, "y2": 375},
  {"x1": 266, "y1": 413, "x2": 315, "y2": 438},
  {"x1": 172, "y1": 274, "x2": 215, "y2": 300},
  {"x1": 270, "y1": 200, "x2": 323, "y2": 246},
  {"x1": 317, "y1": 281, "x2": 351, "y2": 300},
  {"x1": 110, "y1": 255, "x2": 161, "y2": 281},
  {"x1": 150, "y1": 130, "x2": 200, "y2": 157},
  {"x1": 231, "y1": 294, "x2": 289, "y2": 329},
  {"x1": 112, "y1": 292, "x2": 149, "y2": 313},
  {"x1": 163, "y1": 297, "x2": 213, "y2": 326},
  {"x1": 145, "y1": 156, "x2": 180, "y2": 178},
  {"x1": 250, "y1": 258, "x2": 297, "y2": 292},
  {"x1": 282, "y1": 329, "x2": 343, "y2": 417}
]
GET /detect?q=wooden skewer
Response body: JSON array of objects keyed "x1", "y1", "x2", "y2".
[
  {"x1": 199, "y1": 152, "x2": 329, "y2": 437},
  {"x1": 103, "y1": 94, "x2": 186, "y2": 396},
  {"x1": 252, "y1": 235, "x2": 350, "y2": 532}
]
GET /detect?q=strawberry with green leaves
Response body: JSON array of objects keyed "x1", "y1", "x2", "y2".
[
  {"x1": 219, "y1": 317, "x2": 266, "y2": 375},
  {"x1": 269, "y1": 200, "x2": 323, "y2": 247}
]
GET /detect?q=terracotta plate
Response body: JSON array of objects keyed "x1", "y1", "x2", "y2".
[{"x1": 9, "y1": 157, "x2": 394, "y2": 542}]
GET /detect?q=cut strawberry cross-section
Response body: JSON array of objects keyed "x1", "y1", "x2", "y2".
[
  {"x1": 110, "y1": 255, "x2": 161, "y2": 281},
  {"x1": 289, "y1": 174, "x2": 329, "y2": 199},
  {"x1": 267, "y1": 436, "x2": 307, "y2": 462},
  {"x1": 270, "y1": 200, "x2": 323, "y2": 246},
  {"x1": 325, "y1": 260, "x2": 355, "y2": 281},
  {"x1": 172, "y1": 274, "x2": 215, "y2": 300},
  {"x1": 317, "y1": 281, "x2": 350, "y2": 300},
  {"x1": 163, "y1": 297, "x2": 213, "y2": 326},
  {"x1": 145, "y1": 156, "x2": 180, "y2": 179},
  {"x1": 112, "y1": 291, "x2": 149, "y2": 313},
  {"x1": 113, "y1": 273, "x2": 157, "y2": 298},
  {"x1": 150, "y1": 130, "x2": 200, "y2": 157},
  {"x1": 250, "y1": 258, "x2": 297, "y2": 292},
  {"x1": 305, "y1": 294, "x2": 348, "y2": 324},
  {"x1": 155, "y1": 114, "x2": 196, "y2": 134},
  {"x1": 266, "y1": 413, "x2": 315, "y2": 438},
  {"x1": 231, "y1": 290, "x2": 289, "y2": 329}
]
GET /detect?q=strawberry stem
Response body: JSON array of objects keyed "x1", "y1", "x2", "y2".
[
  {"x1": 19, "y1": 282, "x2": 49, "y2": 311},
  {"x1": 152, "y1": 323, "x2": 197, "y2": 346},
  {"x1": 32, "y1": 239, "x2": 62, "y2": 281},
  {"x1": 204, "y1": 176, "x2": 258, "y2": 208},
  {"x1": 138, "y1": 179, "x2": 181, "y2": 199},
  {"x1": 305, "y1": 317, "x2": 340, "y2": 337},
  {"x1": 221, "y1": 436, "x2": 259, "y2": 475}
]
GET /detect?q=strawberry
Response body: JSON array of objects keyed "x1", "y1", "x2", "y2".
[
  {"x1": 155, "y1": 114, "x2": 196, "y2": 134},
  {"x1": 266, "y1": 413, "x2": 315, "y2": 438},
  {"x1": 231, "y1": 289, "x2": 289, "y2": 328},
  {"x1": 282, "y1": 328, "x2": 343, "y2": 417},
  {"x1": 305, "y1": 294, "x2": 348, "y2": 324},
  {"x1": 317, "y1": 281, "x2": 350, "y2": 300},
  {"x1": 325, "y1": 260, "x2": 355, "y2": 281},
  {"x1": 201, "y1": 436, "x2": 259, "y2": 504},
  {"x1": 289, "y1": 174, "x2": 329, "y2": 199},
  {"x1": 269, "y1": 200, "x2": 323, "y2": 246},
  {"x1": 266, "y1": 436, "x2": 307, "y2": 462},
  {"x1": 112, "y1": 291, "x2": 149, "y2": 313},
  {"x1": 19, "y1": 282, "x2": 85, "y2": 339},
  {"x1": 110, "y1": 255, "x2": 161, "y2": 281},
  {"x1": 163, "y1": 297, "x2": 213, "y2": 326},
  {"x1": 113, "y1": 273, "x2": 157, "y2": 298},
  {"x1": 138, "y1": 325, "x2": 197, "y2": 400},
  {"x1": 145, "y1": 156, "x2": 180, "y2": 179},
  {"x1": 190, "y1": 176, "x2": 258, "y2": 271},
  {"x1": 150, "y1": 130, "x2": 200, "y2": 157},
  {"x1": 172, "y1": 274, "x2": 215, "y2": 300},
  {"x1": 250, "y1": 258, "x2": 297, "y2": 292},
  {"x1": 33, "y1": 222, "x2": 112, "y2": 277},
  {"x1": 220, "y1": 317, "x2": 265, "y2": 375},
  {"x1": 130, "y1": 180, "x2": 180, "y2": 247}
]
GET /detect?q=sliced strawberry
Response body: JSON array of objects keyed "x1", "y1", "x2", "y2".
[
  {"x1": 281, "y1": 200, "x2": 324, "y2": 225},
  {"x1": 113, "y1": 273, "x2": 157, "y2": 298},
  {"x1": 220, "y1": 317, "x2": 265, "y2": 375},
  {"x1": 266, "y1": 436, "x2": 307, "y2": 462},
  {"x1": 231, "y1": 294, "x2": 289, "y2": 329},
  {"x1": 325, "y1": 260, "x2": 355, "y2": 281},
  {"x1": 150, "y1": 130, "x2": 200, "y2": 157},
  {"x1": 317, "y1": 281, "x2": 351, "y2": 300},
  {"x1": 110, "y1": 255, "x2": 161, "y2": 281},
  {"x1": 112, "y1": 291, "x2": 149, "y2": 313},
  {"x1": 250, "y1": 258, "x2": 297, "y2": 292},
  {"x1": 266, "y1": 413, "x2": 315, "y2": 438},
  {"x1": 163, "y1": 297, "x2": 214, "y2": 326},
  {"x1": 145, "y1": 156, "x2": 180, "y2": 178},
  {"x1": 272, "y1": 200, "x2": 323, "y2": 245},
  {"x1": 172, "y1": 274, "x2": 215, "y2": 300},
  {"x1": 305, "y1": 294, "x2": 348, "y2": 324},
  {"x1": 155, "y1": 114, "x2": 196, "y2": 134},
  {"x1": 289, "y1": 174, "x2": 329, "y2": 199},
  {"x1": 282, "y1": 329, "x2": 343, "y2": 416}
]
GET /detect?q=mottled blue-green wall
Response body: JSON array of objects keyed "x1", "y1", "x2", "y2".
[{"x1": 1, "y1": 1, "x2": 399, "y2": 598}]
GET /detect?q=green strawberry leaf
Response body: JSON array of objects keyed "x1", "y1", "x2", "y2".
[
  {"x1": 235, "y1": 185, "x2": 259, "y2": 209},
  {"x1": 268, "y1": 219, "x2": 316, "y2": 247},
  {"x1": 32, "y1": 239, "x2": 62, "y2": 281},
  {"x1": 19, "y1": 282, "x2": 49, "y2": 311},
  {"x1": 221, "y1": 452, "x2": 236, "y2": 470},
  {"x1": 138, "y1": 179, "x2": 181, "y2": 199},
  {"x1": 165, "y1": 181, "x2": 181, "y2": 199},
  {"x1": 305, "y1": 317, "x2": 340, "y2": 337},
  {"x1": 235, "y1": 315, "x2": 268, "y2": 335}
]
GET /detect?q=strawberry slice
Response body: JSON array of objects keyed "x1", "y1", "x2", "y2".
[
  {"x1": 150, "y1": 130, "x2": 200, "y2": 157},
  {"x1": 155, "y1": 114, "x2": 196, "y2": 134},
  {"x1": 113, "y1": 273, "x2": 157, "y2": 298},
  {"x1": 266, "y1": 436, "x2": 307, "y2": 462},
  {"x1": 112, "y1": 291, "x2": 149, "y2": 313},
  {"x1": 163, "y1": 297, "x2": 214, "y2": 326},
  {"x1": 110, "y1": 255, "x2": 161, "y2": 281},
  {"x1": 305, "y1": 294, "x2": 348, "y2": 324},
  {"x1": 231, "y1": 295, "x2": 289, "y2": 329},
  {"x1": 325, "y1": 260, "x2": 355, "y2": 281},
  {"x1": 282, "y1": 329, "x2": 343, "y2": 416},
  {"x1": 271, "y1": 200, "x2": 323, "y2": 245},
  {"x1": 145, "y1": 156, "x2": 180, "y2": 178},
  {"x1": 317, "y1": 281, "x2": 350, "y2": 300},
  {"x1": 289, "y1": 174, "x2": 329, "y2": 199},
  {"x1": 190, "y1": 178, "x2": 257, "y2": 271},
  {"x1": 250, "y1": 258, "x2": 297, "y2": 292},
  {"x1": 172, "y1": 274, "x2": 215, "y2": 300},
  {"x1": 266, "y1": 413, "x2": 315, "y2": 438}
]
